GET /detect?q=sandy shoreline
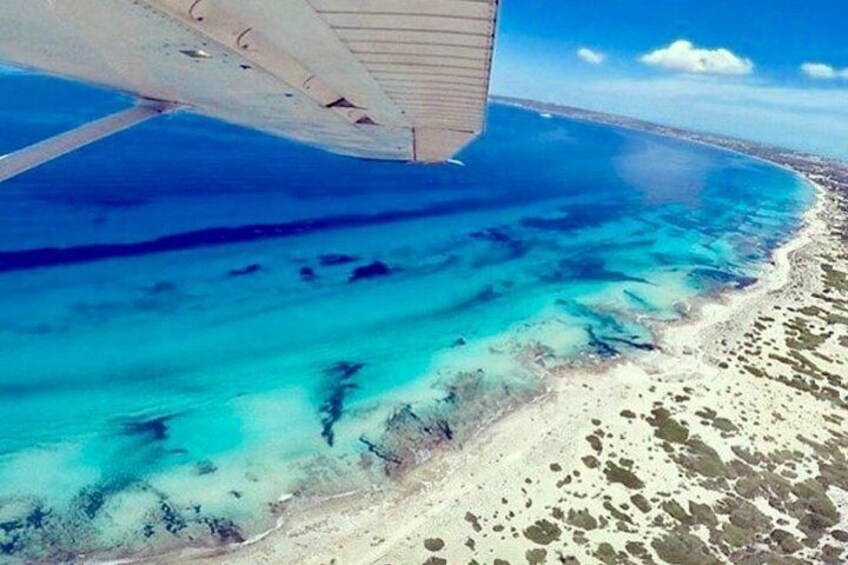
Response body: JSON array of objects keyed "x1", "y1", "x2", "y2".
[{"x1": 141, "y1": 110, "x2": 848, "y2": 565}]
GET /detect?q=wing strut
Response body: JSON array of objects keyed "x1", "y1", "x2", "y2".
[{"x1": 0, "y1": 100, "x2": 175, "y2": 183}]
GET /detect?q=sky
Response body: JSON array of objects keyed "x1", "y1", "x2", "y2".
[
  {"x1": 492, "y1": 0, "x2": 848, "y2": 159},
  {"x1": 1, "y1": 1, "x2": 847, "y2": 160}
]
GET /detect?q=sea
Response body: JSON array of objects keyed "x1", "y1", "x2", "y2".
[{"x1": 0, "y1": 73, "x2": 814, "y2": 560}]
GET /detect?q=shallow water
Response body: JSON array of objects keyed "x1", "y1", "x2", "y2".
[{"x1": 0, "y1": 74, "x2": 813, "y2": 559}]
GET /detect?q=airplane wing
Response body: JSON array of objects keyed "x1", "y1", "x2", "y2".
[{"x1": 0, "y1": 0, "x2": 498, "y2": 178}]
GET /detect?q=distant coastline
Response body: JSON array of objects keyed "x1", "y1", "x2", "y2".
[{"x1": 492, "y1": 95, "x2": 848, "y2": 196}]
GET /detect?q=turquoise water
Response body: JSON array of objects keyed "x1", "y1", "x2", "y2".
[{"x1": 0, "y1": 78, "x2": 813, "y2": 559}]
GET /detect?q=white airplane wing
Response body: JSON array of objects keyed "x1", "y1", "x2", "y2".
[{"x1": 0, "y1": 0, "x2": 499, "y2": 180}]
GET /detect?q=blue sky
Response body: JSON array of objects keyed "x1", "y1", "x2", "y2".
[
  {"x1": 492, "y1": 0, "x2": 848, "y2": 159},
  {"x1": 2, "y1": 2, "x2": 847, "y2": 159}
]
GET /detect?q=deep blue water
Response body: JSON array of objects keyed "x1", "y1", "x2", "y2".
[{"x1": 0, "y1": 73, "x2": 812, "y2": 559}]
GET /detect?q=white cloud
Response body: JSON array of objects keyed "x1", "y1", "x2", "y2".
[
  {"x1": 577, "y1": 47, "x2": 605, "y2": 65},
  {"x1": 640, "y1": 40, "x2": 754, "y2": 76},
  {"x1": 801, "y1": 62, "x2": 848, "y2": 80},
  {"x1": 801, "y1": 62, "x2": 835, "y2": 79}
]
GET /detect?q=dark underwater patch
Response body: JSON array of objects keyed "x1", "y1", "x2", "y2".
[
  {"x1": 227, "y1": 264, "x2": 262, "y2": 277},
  {"x1": 586, "y1": 327, "x2": 619, "y2": 359},
  {"x1": 319, "y1": 253, "x2": 359, "y2": 266},
  {"x1": 449, "y1": 285, "x2": 502, "y2": 313},
  {"x1": 194, "y1": 460, "x2": 218, "y2": 476},
  {"x1": 319, "y1": 362, "x2": 365, "y2": 446},
  {"x1": 556, "y1": 300, "x2": 627, "y2": 334},
  {"x1": 736, "y1": 276, "x2": 758, "y2": 289},
  {"x1": 623, "y1": 290, "x2": 655, "y2": 310},
  {"x1": 604, "y1": 336, "x2": 657, "y2": 352},
  {"x1": 469, "y1": 227, "x2": 528, "y2": 262},
  {"x1": 542, "y1": 257, "x2": 650, "y2": 285},
  {"x1": 651, "y1": 252, "x2": 715, "y2": 267},
  {"x1": 584, "y1": 324, "x2": 656, "y2": 357},
  {"x1": 66, "y1": 474, "x2": 140, "y2": 526},
  {"x1": 0, "y1": 487, "x2": 248, "y2": 559},
  {"x1": 348, "y1": 261, "x2": 391, "y2": 283},
  {"x1": 0, "y1": 504, "x2": 54, "y2": 556},
  {"x1": 158, "y1": 500, "x2": 187, "y2": 535},
  {"x1": 202, "y1": 516, "x2": 245, "y2": 543},
  {"x1": 0, "y1": 194, "x2": 559, "y2": 273},
  {"x1": 121, "y1": 414, "x2": 174, "y2": 442},
  {"x1": 689, "y1": 268, "x2": 757, "y2": 290},
  {"x1": 76, "y1": 487, "x2": 106, "y2": 520}
]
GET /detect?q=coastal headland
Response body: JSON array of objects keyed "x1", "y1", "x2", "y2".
[{"x1": 154, "y1": 100, "x2": 848, "y2": 565}]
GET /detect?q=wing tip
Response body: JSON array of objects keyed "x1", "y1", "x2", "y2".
[{"x1": 412, "y1": 128, "x2": 478, "y2": 164}]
